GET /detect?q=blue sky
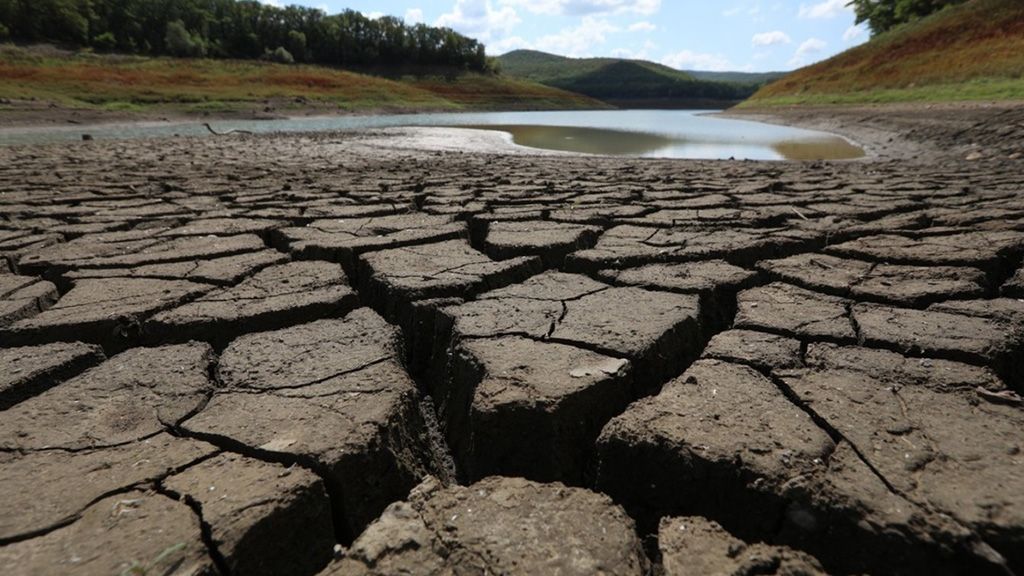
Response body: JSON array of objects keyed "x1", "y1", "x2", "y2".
[{"x1": 262, "y1": 0, "x2": 868, "y2": 72}]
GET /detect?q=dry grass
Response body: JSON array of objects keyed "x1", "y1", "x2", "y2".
[
  {"x1": 0, "y1": 45, "x2": 599, "y2": 113},
  {"x1": 746, "y1": 0, "x2": 1024, "y2": 106}
]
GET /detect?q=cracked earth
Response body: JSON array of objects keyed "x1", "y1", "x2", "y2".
[{"x1": 1, "y1": 114, "x2": 1023, "y2": 575}]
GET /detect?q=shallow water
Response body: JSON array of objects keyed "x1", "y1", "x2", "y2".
[{"x1": 0, "y1": 109, "x2": 864, "y2": 160}]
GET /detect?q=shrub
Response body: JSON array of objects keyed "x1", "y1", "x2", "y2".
[
  {"x1": 263, "y1": 46, "x2": 294, "y2": 64},
  {"x1": 165, "y1": 20, "x2": 204, "y2": 57},
  {"x1": 92, "y1": 32, "x2": 116, "y2": 52}
]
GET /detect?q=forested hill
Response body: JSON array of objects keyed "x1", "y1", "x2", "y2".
[
  {"x1": 497, "y1": 50, "x2": 770, "y2": 107},
  {"x1": 0, "y1": 0, "x2": 492, "y2": 72}
]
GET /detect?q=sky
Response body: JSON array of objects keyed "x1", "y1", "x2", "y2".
[{"x1": 261, "y1": 0, "x2": 869, "y2": 72}]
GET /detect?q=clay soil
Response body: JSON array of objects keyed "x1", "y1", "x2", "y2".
[{"x1": 1, "y1": 104, "x2": 1023, "y2": 576}]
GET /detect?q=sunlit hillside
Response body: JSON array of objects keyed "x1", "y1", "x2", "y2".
[{"x1": 745, "y1": 0, "x2": 1024, "y2": 105}]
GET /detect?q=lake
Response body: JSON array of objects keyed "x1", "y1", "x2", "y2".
[{"x1": 0, "y1": 109, "x2": 864, "y2": 160}]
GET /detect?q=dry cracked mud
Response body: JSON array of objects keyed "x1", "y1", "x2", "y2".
[{"x1": 1, "y1": 114, "x2": 1023, "y2": 575}]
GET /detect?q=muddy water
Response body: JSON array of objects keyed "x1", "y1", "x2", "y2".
[
  {"x1": 470, "y1": 123, "x2": 864, "y2": 160},
  {"x1": 0, "y1": 109, "x2": 864, "y2": 160}
]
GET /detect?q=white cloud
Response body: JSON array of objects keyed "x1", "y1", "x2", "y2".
[
  {"x1": 610, "y1": 40, "x2": 657, "y2": 60},
  {"x1": 532, "y1": 16, "x2": 620, "y2": 57},
  {"x1": 488, "y1": 35, "x2": 531, "y2": 54},
  {"x1": 501, "y1": 0, "x2": 660, "y2": 16},
  {"x1": 798, "y1": 0, "x2": 850, "y2": 19},
  {"x1": 661, "y1": 50, "x2": 733, "y2": 72},
  {"x1": 752, "y1": 30, "x2": 791, "y2": 47},
  {"x1": 843, "y1": 24, "x2": 867, "y2": 43},
  {"x1": 436, "y1": 0, "x2": 522, "y2": 43},
  {"x1": 789, "y1": 37, "x2": 827, "y2": 67},
  {"x1": 405, "y1": 8, "x2": 425, "y2": 24},
  {"x1": 628, "y1": 21, "x2": 657, "y2": 32},
  {"x1": 366, "y1": 11, "x2": 385, "y2": 20}
]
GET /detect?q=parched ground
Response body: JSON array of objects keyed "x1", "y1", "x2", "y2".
[{"x1": 1, "y1": 113, "x2": 1023, "y2": 576}]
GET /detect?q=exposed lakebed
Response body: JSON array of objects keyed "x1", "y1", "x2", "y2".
[{"x1": 0, "y1": 109, "x2": 864, "y2": 160}]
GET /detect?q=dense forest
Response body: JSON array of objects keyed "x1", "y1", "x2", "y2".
[
  {"x1": 0, "y1": 0, "x2": 493, "y2": 71},
  {"x1": 848, "y1": 0, "x2": 968, "y2": 35}
]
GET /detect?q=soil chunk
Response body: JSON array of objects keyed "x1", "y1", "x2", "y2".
[
  {"x1": 701, "y1": 329, "x2": 803, "y2": 371},
  {"x1": 19, "y1": 233, "x2": 265, "y2": 275},
  {"x1": 659, "y1": 516, "x2": 826, "y2": 576},
  {"x1": 164, "y1": 452, "x2": 337, "y2": 576},
  {"x1": 827, "y1": 230, "x2": 1024, "y2": 278},
  {"x1": 0, "y1": 275, "x2": 59, "y2": 326},
  {"x1": 852, "y1": 301, "x2": 1024, "y2": 387},
  {"x1": 0, "y1": 491, "x2": 215, "y2": 576},
  {"x1": 275, "y1": 213, "x2": 465, "y2": 270},
  {"x1": 566, "y1": 225, "x2": 819, "y2": 271},
  {"x1": 181, "y1": 308, "x2": 432, "y2": 536},
  {"x1": 0, "y1": 277, "x2": 212, "y2": 350},
  {"x1": 0, "y1": 343, "x2": 215, "y2": 450},
  {"x1": 734, "y1": 282, "x2": 856, "y2": 342},
  {"x1": 322, "y1": 476, "x2": 647, "y2": 576},
  {"x1": 453, "y1": 336, "x2": 633, "y2": 482},
  {"x1": 65, "y1": 249, "x2": 288, "y2": 285},
  {"x1": 759, "y1": 252, "x2": 987, "y2": 306},
  {"x1": 147, "y1": 260, "x2": 358, "y2": 345},
  {"x1": 0, "y1": 433, "x2": 216, "y2": 541},
  {"x1": 0, "y1": 341, "x2": 105, "y2": 409},
  {"x1": 483, "y1": 220, "x2": 602, "y2": 266},
  {"x1": 778, "y1": 344, "x2": 1024, "y2": 569}
]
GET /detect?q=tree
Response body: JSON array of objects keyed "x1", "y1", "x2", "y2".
[
  {"x1": 1, "y1": 0, "x2": 493, "y2": 72},
  {"x1": 286, "y1": 29, "x2": 305, "y2": 62},
  {"x1": 165, "y1": 19, "x2": 203, "y2": 57},
  {"x1": 848, "y1": 0, "x2": 968, "y2": 35}
]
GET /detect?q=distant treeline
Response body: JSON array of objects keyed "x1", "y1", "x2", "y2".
[
  {"x1": 0, "y1": 0, "x2": 492, "y2": 71},
  {"x1": 548, "y1": 61, "x2": 762, "y2": 103}
]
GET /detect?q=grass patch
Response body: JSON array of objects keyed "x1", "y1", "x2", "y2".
[{"x1": 742, "y1": 78, "x2": 1024, "y2": 107}]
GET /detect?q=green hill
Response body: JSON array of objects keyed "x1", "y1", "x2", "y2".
[
  {"x1": 745, "y1": 0, "x2": 1024, "y2": 105},
  {"x1": 497, "y1": 49, "x2": 767, "y2": 107}
]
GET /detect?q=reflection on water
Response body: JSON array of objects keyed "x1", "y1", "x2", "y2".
[
  {"x1": 467, "y1": 124, "x2": 679, "y2": 156},
  {"x1": 772, "y1": 139, "x2": 865, "y2": 161},
  {"x1": 469, "y1": 123, "x2": 865, "y2": 161},
  {"x1": 0, "y1": 109, "x2": 866, "y2": 161}
]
